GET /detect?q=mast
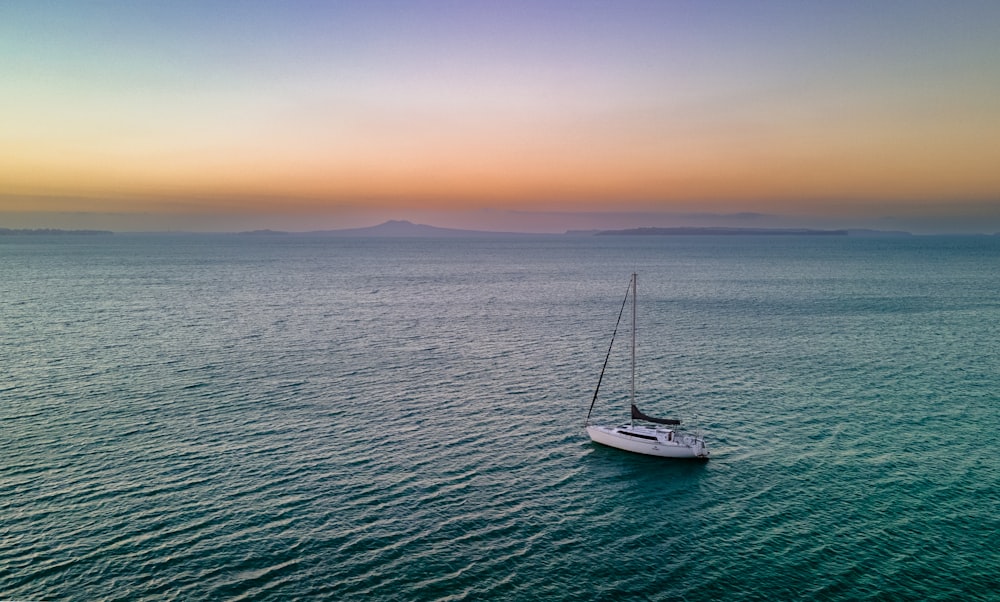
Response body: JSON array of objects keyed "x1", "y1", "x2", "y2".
[{"x1": 630, "y1": 272, "x2": 636, "y2": 424}]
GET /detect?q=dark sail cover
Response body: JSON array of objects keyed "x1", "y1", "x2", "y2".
[{"x1": 631, "y1": 404, "x2": 681, "y2": 426}]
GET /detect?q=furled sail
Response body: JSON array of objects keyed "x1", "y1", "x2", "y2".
[{"x1": 631, "y1": 404, "x2": 681, "y2": 426}]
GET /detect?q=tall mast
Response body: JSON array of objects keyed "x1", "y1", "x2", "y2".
[{"x1": 631, "y1": 272, "x2": 636, "y2": 415}]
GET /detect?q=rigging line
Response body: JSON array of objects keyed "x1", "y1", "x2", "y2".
[{"x1": 585, "y1": 276, "x2": 632, "y2": 427}]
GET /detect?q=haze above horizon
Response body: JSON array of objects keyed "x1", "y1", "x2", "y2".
[{"x1": 2, "y1": 1, "x2": 999, "y2": 233}]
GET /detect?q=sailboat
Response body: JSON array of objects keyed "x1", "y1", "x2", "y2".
[{"x1": 585, "y1": 273, "x2": 709, "y2": 459}]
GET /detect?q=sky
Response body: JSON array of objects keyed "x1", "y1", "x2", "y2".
[{"x1": 2, "y1": 0, "x2": 999, "y2": 233}]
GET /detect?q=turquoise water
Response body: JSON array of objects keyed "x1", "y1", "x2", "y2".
[{"x1": 2, "y1": 234, "x2": 997, "y2": 601}]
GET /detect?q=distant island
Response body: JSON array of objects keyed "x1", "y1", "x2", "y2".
[
  {"x1": 313, "y1": 219, "x2": 535, "y2": 237},
  {"x1": 235, "y1": 229, "x2": 289, "y2": 235},
  {"x1": 6, "y1": 221, "x2": 924, "y2": 237},
  {"x1": 235, "y1": 221, "x2": 909, "y2": 238},
  {"x1": 238, "y1": 220, "x2": 531, "y2": 237},
  {"x1": 595, "y1": 227, "x2": 849, "y2": 236},
  {"x1": 0, "y1": 228, "x2": 112, "y2": 236}
]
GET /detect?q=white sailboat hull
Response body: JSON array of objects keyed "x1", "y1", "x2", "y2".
[
  {"x1": 585, "y1": 273, "x2": 711, "y2": 461},
  {"x1": 587, "y1": 424, "x2": 709, "y2": 459}
]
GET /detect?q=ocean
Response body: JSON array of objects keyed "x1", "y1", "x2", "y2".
[{"x1": 2, "y1": 233, "x2": 997, "y2": 601}]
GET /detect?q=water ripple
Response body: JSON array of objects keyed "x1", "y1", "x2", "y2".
[{"x1": 2, "y1": 235, "x2": 998, "y2": 600}]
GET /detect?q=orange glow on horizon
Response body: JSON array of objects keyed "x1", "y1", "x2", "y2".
[{"x1": 4, "y1": 133, "x2": 998, "y2": 219}]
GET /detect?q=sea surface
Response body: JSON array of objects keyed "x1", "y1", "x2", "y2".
[{"x1": 2, "y1": 233, "x2": 998, "y2": 601}]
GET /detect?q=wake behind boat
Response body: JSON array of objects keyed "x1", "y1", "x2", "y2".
[{"x1": 585, "y1": 273, "x2": 709, "y2": 459}]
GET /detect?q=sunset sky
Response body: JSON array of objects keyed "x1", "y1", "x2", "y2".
[{"x1": 2, "y1": 1, "x2": 999, "y2": 232}]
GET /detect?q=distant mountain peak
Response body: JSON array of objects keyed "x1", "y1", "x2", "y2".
[{"x1": 309, "y1": 220, "x2": 526, "y2": 237}]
